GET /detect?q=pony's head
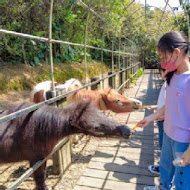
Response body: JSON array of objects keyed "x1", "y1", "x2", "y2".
[
  {"x1": 69, "y1": 100, "x2": 131, "y2": 139},
  {"x1": 102, "y1": 88, "x2": 142, "y2": 113},
  {"x1": 64, "y1": 78, "x2": 82, "y2": 92}
]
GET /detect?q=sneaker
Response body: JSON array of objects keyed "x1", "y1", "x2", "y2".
[
  {"x1": 148, "y1": 165, "x2": 160, "y2": 175},
  {"x1": 144, "y1": 185, "x2": 160, "y2": 190}
]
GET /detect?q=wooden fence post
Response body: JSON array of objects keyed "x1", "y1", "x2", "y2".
[
  {"x1": 90, "y1": 77, "x2": 100, "y2": 90},
  {"x1": 108, "y1": 71, "x2": 115, "y2": 88},
  {"x1": 51, "y1": 89, "x2": 72, "y2": 175},
  {"x1": 119, "y1": 70, "x2": 124, "y2": 94}
]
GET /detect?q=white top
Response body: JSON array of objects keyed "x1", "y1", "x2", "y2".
[{"x1": 157, "y1": 81, "x2": 166, "y2": 109}]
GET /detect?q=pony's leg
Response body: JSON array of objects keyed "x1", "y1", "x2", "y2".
[{"x1": 30, "y1": 161, "x2": 48, "y2": 190}]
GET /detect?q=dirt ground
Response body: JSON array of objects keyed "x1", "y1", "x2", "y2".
[{"x1": 0, "y1": 91, "x2": 112, "y2": 190}]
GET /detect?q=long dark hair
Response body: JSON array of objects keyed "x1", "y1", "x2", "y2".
[{"x1": 157, "y1": 31, "x2": 189, "y2": 85}]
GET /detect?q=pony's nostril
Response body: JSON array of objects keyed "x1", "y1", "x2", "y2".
[{"x1": 118, "y1": 126, "x2": 130, "y2": 137}]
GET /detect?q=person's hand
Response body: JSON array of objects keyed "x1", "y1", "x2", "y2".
[
  {"x1": 180, "y1": 149, "x2": 190, "y2": 167},
  {"x1": 137, "y1": 116, "x2": 152, "y2": 128},
  {"x1": 146, "y1": 105, "x2": 157, "y2": 111}
]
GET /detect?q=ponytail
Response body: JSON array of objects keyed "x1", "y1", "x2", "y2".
[{"x1": 165, "y1": 71, "x2": 176, "y2": 85}]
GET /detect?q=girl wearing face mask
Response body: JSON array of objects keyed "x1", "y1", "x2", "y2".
[{"x1": 138, "y1": 31, "x2": 190, "y2": 190}]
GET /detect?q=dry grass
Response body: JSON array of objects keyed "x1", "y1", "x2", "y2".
[{"x1": 0, "y1": 62, "x2": 107, "y2": 94}]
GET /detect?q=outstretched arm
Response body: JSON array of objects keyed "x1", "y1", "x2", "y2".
[
  {"x1": 146, "y1": 105, "x2": 157, "y2": 111},
  {"x1": 138, "y1": 106, "x2": 165, "y2": 128}
]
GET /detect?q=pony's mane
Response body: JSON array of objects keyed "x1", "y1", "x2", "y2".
[
  {"x1": 70, "y1": 89, "x2": 103, "y2": 103},
  {"x1": 70, "y1": 88, "x2": 117, "y2": 101},
  {"x1": 68, "y1": 88, "x2": 117, "y2": 110},
  {"x1": 6, "y1": 102, "x2": 72, "y2": 140}
]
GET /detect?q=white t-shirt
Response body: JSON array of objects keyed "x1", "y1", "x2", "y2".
[{"x1": 157, "y1": 81, "x2": 166, "y2": 109}]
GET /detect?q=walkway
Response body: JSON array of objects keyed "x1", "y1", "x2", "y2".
[{"x1": 73, "y1": 69, "x2": 163, "y2": 190}]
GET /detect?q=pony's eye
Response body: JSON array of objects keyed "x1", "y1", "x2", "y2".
[{"x1": 116, "y1": 100, "x2": 120, "y2": 103}]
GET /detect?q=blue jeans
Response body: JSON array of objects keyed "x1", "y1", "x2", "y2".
[
  {"x1": 159, "y1": 133, "x2": 190, "y2": 190},
  {"x1": 157, "y1": 121, "x2": 164, "y2": 150}
]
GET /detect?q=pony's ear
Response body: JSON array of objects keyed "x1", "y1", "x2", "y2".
[
  {"x1": 103, "y1": 88, "x2": 118, "y2": 96},
  {"x1": 103, "y1": 88, "x2": 112, "y2": 95},
  {"x1": 70, "y1": 100, "x2": 92, "y2": 127}
]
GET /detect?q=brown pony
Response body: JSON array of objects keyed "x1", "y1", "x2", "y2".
[
  {"x1": 67, "y1": 87, "x2": 142, "y2": 113},
  {"x1": 0, "y1": 100, "x2": 130, "y2": 190},
  {"x1": 30, "y1": 78, "x2": 142, "y2": 112}
]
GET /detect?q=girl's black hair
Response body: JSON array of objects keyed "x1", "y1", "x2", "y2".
[
  {"x1": 158, "y1": 65, "x2": 165, "y2": 72},
  {"x1": 157, "y1": 31, "x2": 189, "y2": 85}
]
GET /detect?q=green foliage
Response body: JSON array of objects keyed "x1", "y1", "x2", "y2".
[
  {"x1": 135, "y1": 68, "x2": 144, "y2": 78},
  {"x1": 0, "y1": 0, "x2": 177, "y2": 69},
  {"x1": 129, "y1": 68, "x2": 144, "y2": 84},
  {"x1": 174, "y1": 2, "x2": 190, "y2": 36}
]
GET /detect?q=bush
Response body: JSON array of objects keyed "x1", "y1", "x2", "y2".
[{"x1": 129, "y1": 68, "x2": 144, "y2": 84}]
